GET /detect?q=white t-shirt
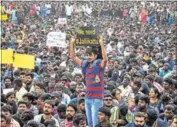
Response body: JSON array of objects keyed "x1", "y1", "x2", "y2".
[{"x1": 65, "y1": 5, "x2": 73, "y2": 16}]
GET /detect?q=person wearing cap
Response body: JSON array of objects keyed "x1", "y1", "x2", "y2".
[
  {"x1": 34, "y1": 100, "x2": 59, "y2": 127},
  {"x1": 159, "y1": 63, "x2": 171, "y2": 78},
  {"x1": 95, "y1": 107, "x2": 112, "y2": 127},
  {"x1": 70, "y1": 36, "x2": 107, "y2": 127}
]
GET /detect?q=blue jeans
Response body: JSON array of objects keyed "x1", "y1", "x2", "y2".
[{"x1": 85, "y1": 98, "x2": 103, "y2": 127}]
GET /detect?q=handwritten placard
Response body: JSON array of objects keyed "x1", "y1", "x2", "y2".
[{"x1": 76, "y1": 27, "x2": 99, "y2": 46}]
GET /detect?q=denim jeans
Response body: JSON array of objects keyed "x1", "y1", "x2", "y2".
[{"x1": 85, "y1": 98, "x2": 103, "y2": 127}]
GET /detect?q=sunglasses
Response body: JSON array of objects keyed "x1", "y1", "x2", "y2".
[{"x1": 104, "y1": 99, "x2": 112, "y2": 101}]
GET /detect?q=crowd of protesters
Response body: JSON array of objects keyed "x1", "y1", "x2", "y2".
[{"x1": 0, "y1": 1, "x2": 177, "y2": 127}]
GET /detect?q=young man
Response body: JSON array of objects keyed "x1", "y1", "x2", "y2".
[
  {"x1": 95, "y1": 107, "x2": 112, "y2": 127},
  {"x1": 126, "y1": 112, "x2": 148, "y2": 127},
  {"x1": 69, "y1": 37, "x2": 107, "y2": 127},
  {"x1": 73, "y1": 113, "x2": 87, "y2": 127},
  {"x1": 34, "y1": 100, "x2": 59, "y2": 126},
  {"x1": 2, "y1": 105, "x2": 20, "y2": 127}
]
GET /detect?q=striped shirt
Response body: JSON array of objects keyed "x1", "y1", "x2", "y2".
[{"x1": 82, "y1": 60, "x2": 105, "y2": 99}]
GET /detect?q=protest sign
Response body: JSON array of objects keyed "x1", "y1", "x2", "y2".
[
  {"x1": 46, "y1": 32, "x2": 66, "y2": 47},
  {"x1": 1, "y1": 14, "x2": 8, "y2": 21},
  {"x1": 0, "y1": 49, "x2": 13, "y2": 64},
  {"x1": 76, "y1": 27, "x2": 99, "y2": 46},
  {"x1": 58, "y1": 18, "x2": 67, "y2": 24},
  {"x1": 13, "y1": 54, "x2": 35, "y2": 69}
]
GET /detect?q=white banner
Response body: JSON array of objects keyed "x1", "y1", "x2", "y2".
[
  {"x1": 46, "y1": 32, "x2": 66, "y2": 47},
  {"x1": 58, "y1": 18, "x2": 67, "y2": 24}
]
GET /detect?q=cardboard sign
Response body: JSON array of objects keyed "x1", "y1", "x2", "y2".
[
  {"x1": 1, "y1": 14, "x2": 8, "y2": 21},
  {"x1": 46, "y1": 32, "x2": 66, "y2": 47},
  {"x1": 0, "y1": 49, "x2": 13, "y2": 64},
  {"x1": 76, "y1": 27, "x2": 99, "y2": 46},
  {"x1": 13, "y1": 54, "x2": 35, "y2": 69},
  {"x1": 58, "y1": 18, "x2": 67, "y2": 24}
]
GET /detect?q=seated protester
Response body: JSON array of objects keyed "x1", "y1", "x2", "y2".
[
  {"x1": 54, "y1": 85, "x2": 71, "y2": 105},
  {"x1": 1, "y1": 113, "x2": 7, "y2": 127},
  {"x1": 129, "y1": 81, "x2": 144, "y2": 98},
  {"x1": 133, "y1": 72, "x2": 149, "y2": 95},
  {"x1": 170, "y1": 115, "x2": 177, "y2": 127},
  {"x1": 6, "y1": 92, "x2": 18, "y2": 114},
  {"x1": 159, "y1": 63, "x2": 171, "y2": 78},
  {"x1": 158, "y1": 93, "x2": 171, "y2": 113},
  {"x1": 144, "y1": 75, "x2": 164, "y2": 93},
  {"x1": 110, "y1": 103, "x2": 134, "y2": 127},
  {"x1": 70, "y1": 82, "x2": 85, "y2": 99},
  {"x1": 55, "y1": 82, "x2": 72, "y2": 96},
  {"x1": 34, "y1": 82, "x2": 45, "y2": 95},
  {"x1": 111, "y1": 88, "x2": 126, "y2": 107},
  {"x1": 95, "y1": 107, "x2": 113, "y2": 127},
  {"x1": 54, "y1": 104, "x2": 66, "y2": 125},
  {"x1": 162, "y1": 78, "x2": 173, "y2": 94},
  {"x1": 73, "y1": 113, "x2": 87, "y2": 127},
  {"x1": 126, "y1": 112, "x2": 148, "y2": 127},
  {"x1": 132, "y1": 94, "x2": 159, "y2": 115},
  {"x1": 37, "y1": 93, "x2": 51, "y2": 114},
  {"x1": 159, "y1": 104, "x2": 175, "y2": 126},
  {"x1": 14, "y1": 78, "x2": 28, "y2": 101},
  {"x1": 70, "y1": 92, "x2": 85, "y2": 105},
  {"x1": 103, "y1": 94, "x2": 114, "y2": 109},
  {"x1": 148, "y1": 66, "x2": 163, "y2": 85},
  {"x1": 51, "y1": 92, "x2": 62, "y2": 115},
  {"x1": 21, "y1": 109, "x2": 34, "y2": 127},
  {"x1": 13, "y1": 100, "x2": 28, "y2": 127},
  {"x1": 60, "y1": 104, "x2": 77, "y2": 127},
  {"x1": 149, "y1": 87, "x2": 161, "y2": 108},
  {"x1": 1, "y1": 105, "x2": 20, "y2": 127},
  {"x1": 77, "y1": 97, "x2": 86, "y2": 115},
  {"x1": 146, "y1": 108, "x2": 167, "y2": 127},
  {"x1": 22, "y1": 93, "x2": 39, "y2": 116},
  {"x1": 34, "y1": 100, "x2": 59, "y2": 127}
]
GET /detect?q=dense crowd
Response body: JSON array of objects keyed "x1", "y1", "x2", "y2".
[{"x1": 0, "y1": 1, "x2": 177, "y2": 127}]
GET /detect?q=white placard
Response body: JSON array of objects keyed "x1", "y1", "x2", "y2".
[
  {"x1": 46, "y1": 32, "x2": 66, "y2": 47},
  {"x1": 58, "y1": 18, "x2": 67, "y2": 24}
]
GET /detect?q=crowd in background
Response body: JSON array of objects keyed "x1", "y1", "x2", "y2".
[{"x1": 0, "y1": 1, "x2": 177, "y2": 127}]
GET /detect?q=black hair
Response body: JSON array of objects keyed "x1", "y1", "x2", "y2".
[
  {"x1": 150, "y1": 87, "x2": 161, "y2": 98},
  {"x1": 22, "y1": 93, "x2": 35, "y2": 102},
  {"x1": 164, "y1": 78, "x2": 173, "y2": 85},
  {"x1": 135, "y1": 112, "x2": 146, "y2": 118},
  {"x1": 13, "y1": 78, "x2": 22, "y2": 86},
  {"x1": 138, "y1": 95, "x2": 149, "y2": 104},
  {"x1": 21, "y1": 109, "x2": 34, "y2": 122},
  {"x1": 145, "y1": 75, "x2": 154, "y2": 82},
  {"x1": 133, "y1": 81, "x2": 142, "y2": 88},
  {"x1": 35, "y1": 82, "x2": 45, "y2": 89},
  {"x1": 2, "y1": 105, "x2": 13, "y2": 114},
  {"x1": 78, "y1": 97, "x2": 85, "y2": 105},
  {"x1": 111, "y1": 88, "x2": 121, "y2": 98},
  {"x1": 27, "y1": 120, "x2": 42, "y2": 127},
  {"x1": 67, "y1": 103, "x2": 77, "y2": 112},
  {"x1": 44, "y1": 119, "x2": 56, "y2": 127},
  {"x1": 18, "y1": 100, "x2": 28, "y2": 107},
  {"x1": 57, "y1": 104, "x2": 66, "y2": 113},
  {"x1": 104, "y1": 94, "x2": 113, "y2": 99},
  {"x1": 25, "y1": 73, "x2": 33, "y2": 79},
  {"x1": 4, "y1": 76, "x2": 12, "y2": 82},
  {"x1": 161, "y1": 93, "x2": 171, "y2": 103},
  {"x1": 119, "y1": 103, "x2": 128, "y2": 116},
  {"x1": 73, "y1": 113, "x2": 86, "y2": 126},
  {"x1": 6, "y1": 91, "x2": 15, "y2": 99},
  {"x1": 44, "y1": 100, "x2": 54, "y2": 108},
  {"x1": 20, "y1": 71, "x2": 26, "y2": 75}
]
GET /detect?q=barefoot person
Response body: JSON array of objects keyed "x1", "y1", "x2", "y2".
[{"x1": 69, "y1": 37, "x2": 107, "y2": 127}]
